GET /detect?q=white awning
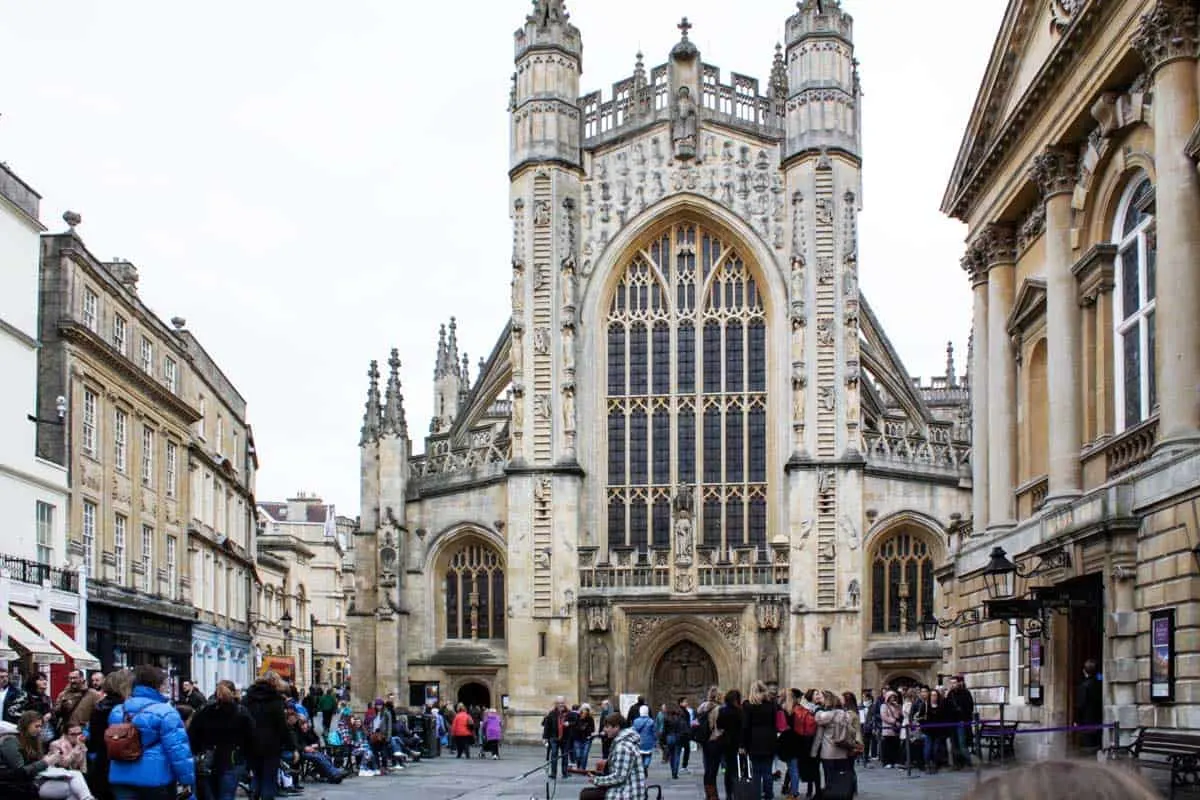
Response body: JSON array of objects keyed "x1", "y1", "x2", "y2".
[
  {"x1": 11, "y1": 606, "x2": 100, "y2": 670},
  {"x1": 2, "y1": 613, "x2": 64, "y2": 665}
]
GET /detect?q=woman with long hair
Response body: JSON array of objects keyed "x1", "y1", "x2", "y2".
[
  {"x1": 878, "y1": 690, "x2": 902, "y2": 768},
  {"x1": 21, "y1": 675, "x2": 52, "y2": 718},
  {"x1": 189, "y1": 680, "x2": 255, "y2": 800},
  {"x1": 244, "y1": 670, "x2": 290, "y2": 800},
  {"x1": 0, "y1": 710, "x2": 95, "y2": 800},
  {"x1": 86, "y1": 670, "x2": 129, "y2": 800},
  {"x1": 811, "y1": 691, "x2": 855, "y2": 800},
  {"x1": 740, "y1": 680, "x2": 779, "y2": 800}
]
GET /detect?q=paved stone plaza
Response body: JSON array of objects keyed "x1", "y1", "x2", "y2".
[{"x1": 306, "y1": 745, "x2": 986, "y2": 800}]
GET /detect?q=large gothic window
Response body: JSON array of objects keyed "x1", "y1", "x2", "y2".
[
  {"x1": 606, "y1": 222, "x2": 768, "y2": 553},
  {"x1": 1113, "y1": 174, "x2": 1157, "y2": 431},
  {"x1": 870, "y1": 530, "x2": 934, "y2": 634},
  {"x1": 444, "y1": 541, "x2": 505, "y2": 641}
]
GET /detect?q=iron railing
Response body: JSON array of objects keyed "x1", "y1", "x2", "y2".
[{"x1": 0, "y1": 555, "x2": 79, "y2": 593}]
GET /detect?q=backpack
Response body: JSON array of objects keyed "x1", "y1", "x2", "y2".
[
  {"x1": 792, "y1": 706, "x2": 817, "y2": 737},
  {"x1": 104, "y1": 711, "x2": 143, "y2": 762},
  {"x1": 829, "y1": 711, "x2": 860, "y2": 753}
]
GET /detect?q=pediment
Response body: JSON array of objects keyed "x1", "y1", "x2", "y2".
[
  {"x1": 941, "y1": 0, "x2": 1092, "y2": 219},
  {"x1": 1006, "y1": 276, "x2": 1047, "y2": 335}
]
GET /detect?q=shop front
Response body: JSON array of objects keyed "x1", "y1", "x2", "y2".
[
  {"x1": 87, "y1": 592, "x2": 193, "y2": 695},
  {"x1": 191, "y1": 622, "x2": 253, "y2": 694}
]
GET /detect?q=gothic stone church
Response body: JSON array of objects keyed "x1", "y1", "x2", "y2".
[{"x1": 350, "y1": 0, "x2": 971, "y2": 737}]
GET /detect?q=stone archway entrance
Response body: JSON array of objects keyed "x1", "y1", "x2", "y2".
[
  {"x1": 457, "y1": 681, "x2": 491, "y2": 710},
  {"x1": 650, "y1": 640, "x2": 717, "y2": 710}
]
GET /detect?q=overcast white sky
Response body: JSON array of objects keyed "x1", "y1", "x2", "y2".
[{"x1": 1, "y1": 0, "x2": 1007, "y2": 517}]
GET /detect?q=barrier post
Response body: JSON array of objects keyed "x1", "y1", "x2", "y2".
[
  {"x1": 903, "y1": 721, "x2": 912, "y2": 777},
  {"x1": 997, "y1": 701, "x2": 1006, "y2": 769}
]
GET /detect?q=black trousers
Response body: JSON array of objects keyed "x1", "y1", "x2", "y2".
[{"x1": 702, "y1": 741, "x2": 721, "y2": 788}]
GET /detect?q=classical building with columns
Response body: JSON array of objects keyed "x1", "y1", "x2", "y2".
[
  {"x1": 941, "y1": 0, "x2": 1200, "y2": 752},
  {"x1": 351, "y1": 0, "x2": 970, "y2": 735}
]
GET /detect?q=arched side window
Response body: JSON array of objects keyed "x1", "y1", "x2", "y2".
[
  {"x1": 1112, "y1": 174, "x2": 1157, "y2": 431},
  {"x1": 445, "y1": 541, "x2": 505, "y2": 641},
  {"x1": 606, "y1": 222, "x2": 768, "y2": 554},
  {"x1": 870, "y1": 530, "x2": 935, "y2": 634}
]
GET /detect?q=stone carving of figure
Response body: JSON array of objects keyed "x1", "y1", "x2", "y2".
[
  {"x1": 674, "y1": 516, "x2": 694, "y2": 565},
  {"x1": 817, "y1": 318, "x2": 834, "y2": 347},
  {"x1": 817, "y1": 469, "x2": 834, "y2": 495},
  {"x1": 511, "y1": 266, "x2": 525, "y2": 314},
  {"x1": 819, "y1": 385, "x2": 835, "y2": 412},
  {"x1": 562, "y1": 382, "x2": 576, "y2": 433},
  {"x1": 561, "y1": 264, "x2": 576, "y2": 310},
  {"x1": 758, "y1": 631, "x2": 779, "y2": 685},
  {"x1": 510, "y1": 324, "x2": 524, "y2": 378},
  {"x1": 846, "y1": 578, "x2": 861, "y2": 608},
  {"x1": 672, "y1": 86, "x2": 698, "y2": 161},
  {"x1": 533, "y1": 200, "x2": 552, "y2": 227},
  {"x1": 815, "y1": 197, "x2": 834, "y2": 227},
  {"x1": 534, "y1": 393, "x2": 551, "y2": 421},
  {"x1": 533, "y1": 327, "x2": 550, "y2": 356},
  {"x1": 796, "y1": 519, "x2": 813, "y2": 549},
  {"x1": 511, "y1": 384, "x2": 525, "y2": 430},
  {"x1": 588, "y1": 639, "x2": 610, "y2": 687},
  {"x1": 561, "y1": 322, "x2": 576, "y2": 375}
]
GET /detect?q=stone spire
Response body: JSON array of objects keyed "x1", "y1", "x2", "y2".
[
  {"x1": 770, "y1": 43, "x2": 788, "y2": 100},
  {"x1": 461, "y1": 352, "x2": 470, "y2": 384},
  {"x1": 447, "y1": 317, "x2": 461, "y2": 374},
  {"x1": 946, "y1": 341, "x2": 957, "y2": 387},
  {"x1": 434, "y1": 323, "x2": 452, "y2": 379},
  {"x1": 381, "y1": 348, "x2": 407, "y2": 436},
  {"x1": 360, "y1": 360, "x2": 382, "y2": 445},
  {"x1": 515, "y1": 0, "x2": 581, "y2": 61}
]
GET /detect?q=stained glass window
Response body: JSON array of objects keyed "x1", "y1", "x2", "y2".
[
  {"x1": 444, "y1": 542, "x2": 505, "y2": 640},
  {"x1": 1113, "y1": 174, "x2": 1157, "y2": 431},
  {"x1": 870, "y1": 531, "x2": 935, "y2": 634},
  {"x1": 605, "y1": 221, "x2": 768, "y2": 552}
]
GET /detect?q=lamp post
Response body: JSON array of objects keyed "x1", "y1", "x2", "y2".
[
  {"x1": 982, "y1": 546, "x2": 1017, "y2": 600},
  {"x1": 280, "y1": 609, "x2": 293, "y2": 656}
]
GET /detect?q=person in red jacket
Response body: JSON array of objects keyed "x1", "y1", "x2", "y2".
[{"x1": 450, "y1": 703, "x2": 476, "y2": 759}]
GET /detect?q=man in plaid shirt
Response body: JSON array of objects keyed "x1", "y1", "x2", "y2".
[{"x1": 582, "y1": 713, "x2": 646, "y2": 800}]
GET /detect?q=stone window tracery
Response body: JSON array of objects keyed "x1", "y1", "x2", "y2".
[
  {"x1": 1113, "y1": 174, "x2": 1156, "y2": 431},
  {"x1": 870, "y1": 530, "x2": 934, "y2": 634},
  {"x1": 444, "y1": 541, "x2": 505, "y2": 641},
  {"x1": 605, "y1": 221, "x2": 768, "y2": 553}
]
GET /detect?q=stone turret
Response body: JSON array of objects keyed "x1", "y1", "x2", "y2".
[
  {"x1": 358, "y1": 360, "x2": 383, "y2": 533},
  {"x1": 783, "y1": 0, "x2": 861, "y2": 162},
  {"x1": 511, "y1": 0, "x2": 583, "y2": 172}
]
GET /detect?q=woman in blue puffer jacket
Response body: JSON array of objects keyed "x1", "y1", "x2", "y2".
[{"x1": 107, "y1": 665, "x2": 194, "y2": 800}]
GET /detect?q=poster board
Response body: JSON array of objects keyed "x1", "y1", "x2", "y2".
[
  {"x1": 260, "y1": 655, "x2": 296, "y2": 683},
  {"x1": 1150, "y1": 608, "x2": 1175, "y2": 703}
]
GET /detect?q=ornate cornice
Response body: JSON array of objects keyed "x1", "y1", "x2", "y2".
[
  {"x1": 981, "y1": 222, "x2": 1018, "y2": 267},
  {"x1": 1030, "y1": 145, "x2": 1080, "y2": 198},
  {"x1": 1133, "y1": 0, "x2": 1200, "y2": 74},
  {"x1": 942, "y1": 1, "x2": 1111, "y2": 220},
  {"x1": 59, "y1": 321, "x2": 201, "y2": 424}
]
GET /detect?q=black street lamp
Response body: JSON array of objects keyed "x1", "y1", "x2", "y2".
[
  {"x1": 983, "y1": 546, "x2": 1018, "y2": 600},
  {"x1": 280, "y1": 609, "x2": 293, "y2": 635},
  {"x1": 919, "y1": 608, "x2": 982, "y2": 641}
]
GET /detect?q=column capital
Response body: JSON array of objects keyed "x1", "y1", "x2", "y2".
[
  {"x1": 960, "y1": 242, "x2": 989, "y2": 287},
  {"x1": 1030, "y1": 145, "x2": 1080, "y2": 199},
  {"x1": 1133, "y1": 0, "x2": 1199, "y2": 74},
  {"x1": 980, "y1": 222, "x2": 1018, "y2": 267}
]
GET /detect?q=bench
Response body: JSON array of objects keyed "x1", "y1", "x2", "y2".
[
  {"x1": 1107, "y1": 728, "x2": 1200, "y2": 799},
  {"x1": 978, "y1": 721, "x2": 1020, "y2": 761}
]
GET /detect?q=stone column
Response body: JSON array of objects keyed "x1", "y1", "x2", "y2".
[
  {"x1": 963, "y1": 248, "x2": 989, "y2": 533},
  {"x1": 1135, "y1": 2, "x2": 1200, "y2": 449},
  {"x1": 1031, "y1": 147, "x2": 1083, "y2": 501},
  {"x1": 984, "y1": 224, "x2": 1018, "y2": 530}
]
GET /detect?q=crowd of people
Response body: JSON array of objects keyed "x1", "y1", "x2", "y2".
[
  {"x1": 0, "y1": 664, "x2": 451, "y2": 800},
  {"x1": 540, "y1": 675, "x2": 980, "y2": 800}
]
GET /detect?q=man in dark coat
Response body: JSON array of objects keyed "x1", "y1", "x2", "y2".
[
  {"x1": 180, "y1": 679, "x2": 207, "y2": 711},
  {"x1": 0, "y1": 667, "x2": 26, "y2": 724},
  {"x1": 1076, "y1": 659, "x2": 1103, "y2": 751},
  {"x1": 946, "y1": 676, "x2": 975, "y2": 767}
]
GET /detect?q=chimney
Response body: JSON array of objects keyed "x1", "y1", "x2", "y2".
[{"x1": 105, "y1": 258, "x2": 140, "y2": 295}]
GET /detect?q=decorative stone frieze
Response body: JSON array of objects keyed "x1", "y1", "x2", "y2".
[{"x1": 1133, "y1": 0, "x2": 1199, "y2": 74}]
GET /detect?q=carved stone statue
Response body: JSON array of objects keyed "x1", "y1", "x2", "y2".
[
  {"x1": 511, "y1": 383, "x2": 525, "y2": 430},
  {"x1": 562, "y1": 382, "x2": 576, "y2": 433},
  {"x1": 533, "y1": 199, "x2": 552, "y2": 227},
  {"x1": 561, "y1": 322, "x2": 576, "y2": 375},
  {"x1": 533, "y1": 327, "x2": 550, "y2": 355},
  {"x1": 758, "y1": 631, "x2": 779, "y2": 685},
  {"x1": 512, "y1": 266, "x2": 525, "y2": 314},
  {"x1": 672, "y1": 86, "x2": 698, "y2": 161},
  {"x1": 674, "y1": 516, "x2": 694, "y2": 565},
  {"x1": 561, "y1": 263, "x2": 576, "y2": 310},
  {"x1": 588, "y1": 639, "x2": 611, "y2": 687},
  {"x1": 510, "y1": 324, "x2": 524, "y2": 378},
  {"x1": 534, "y1": 393, "x2": 551, "y2": 421}
]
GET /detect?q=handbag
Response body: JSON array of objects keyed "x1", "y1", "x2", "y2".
[{"x1": 105, "y1": 711, "x2": 143, "y2": 762}]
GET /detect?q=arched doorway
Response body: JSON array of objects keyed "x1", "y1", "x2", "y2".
[
  {"x1": 457, "y1": 681, "x2": 491, "y2": 710},
  {"x1": 651, "y1": 640, "x2": 717, "y2": 710}
]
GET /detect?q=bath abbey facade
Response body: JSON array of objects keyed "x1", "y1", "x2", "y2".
[{"x1": 350, "y1": 0, "x2": 971, "y2": 736}]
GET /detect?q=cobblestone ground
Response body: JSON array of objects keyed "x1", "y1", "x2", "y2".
[{"x1": 301, "y1": 745, "x2": 995, "y2": 800}]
